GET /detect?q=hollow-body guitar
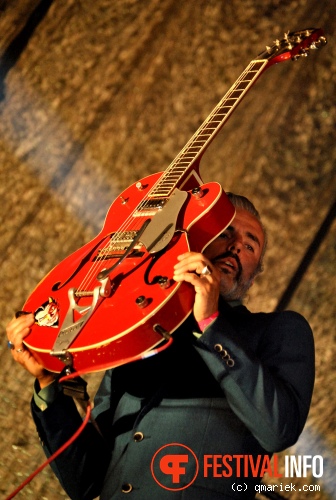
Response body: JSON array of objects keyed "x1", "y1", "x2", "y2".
[{"x1": 23, "y1": 28, "x2": 326, "y2": 373}]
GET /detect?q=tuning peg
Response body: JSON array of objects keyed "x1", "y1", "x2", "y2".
[
  {"x1": 314, "y1": 36, "x2": 327, "y2": 48},
  {"x1": 302, "y1": 32, "x2": 327, "y2": 50},
  {"x1": 292, "y1": 49, "x2": 309, "y2": 61}
]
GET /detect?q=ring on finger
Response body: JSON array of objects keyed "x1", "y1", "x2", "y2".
[
  {"x1": 16, "y1": 348, "x2": 25, "y2": 353},
  {"x1": 200, "y1": 265, "x2": 212, "y2": 277}
]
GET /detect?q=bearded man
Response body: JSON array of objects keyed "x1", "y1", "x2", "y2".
[{"x1": 6, "y1": 193, "x2": 314, "y2": 499}]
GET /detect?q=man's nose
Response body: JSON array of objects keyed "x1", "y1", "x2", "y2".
[{"x1": 228, "y1": 237, "x2": 242, "y2": 254}]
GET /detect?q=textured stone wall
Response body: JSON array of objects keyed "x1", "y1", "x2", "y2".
[{"x1": 0, "y1": 1, "x2": 335, "y2": 498}]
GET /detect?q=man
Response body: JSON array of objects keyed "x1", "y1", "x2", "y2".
[{"x1": 6, "y1": 193, "x2": 315, "y2": 499}]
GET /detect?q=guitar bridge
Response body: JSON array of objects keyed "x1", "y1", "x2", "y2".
[{"x1": 51, "y1": 283, "x2": 106, "y2": 359}]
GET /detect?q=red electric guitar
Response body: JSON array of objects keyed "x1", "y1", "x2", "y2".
[{"x1": 22, "y1": 29, "x2": 326, "y2": 374}]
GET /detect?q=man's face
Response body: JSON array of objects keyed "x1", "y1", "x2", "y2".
[{"x1": 204, "y1": 208, "x2": 265, "y2": 301}]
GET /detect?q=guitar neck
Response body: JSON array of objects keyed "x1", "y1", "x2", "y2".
[
  {"x1": 148, "y1": 27, "x2": 326, "y2": 199},
  {"x1": 150, "y1": 58, "x2": 269, "y2": 198}
]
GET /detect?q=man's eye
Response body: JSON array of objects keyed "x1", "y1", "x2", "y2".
[
  {"x1": 246, "y1": 244, "x2": 254, "y2": 252},
  {"x1": 219, "y1": 233, "x2": 228, "y2": 239}
]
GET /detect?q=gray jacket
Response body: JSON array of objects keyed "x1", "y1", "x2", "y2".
[{"x1": 32, "y1": 300, "x2": 315, "y2": 499}]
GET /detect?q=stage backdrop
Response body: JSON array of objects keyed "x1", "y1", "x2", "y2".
[{"x1": 0, "y1": 1, "x2": 335, "y2": 498}]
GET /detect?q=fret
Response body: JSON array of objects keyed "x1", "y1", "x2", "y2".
[
  {"x1": 162, "y1": 175, "x2": 180, "y2": 180},
  {"x1": 221, "y1": 98, "x2": 240, "y2": 104},
  {"x1": 164, "y1": 178, "x2": 182, "y2": 183},
  {"x1": 184, "y1": 147, "x2": 204, "y2": 153},
  {"x1": 215, "y1": 106, "x2": 232, "y2": 112},
  {"x1": 235, "y1": 85, "x2": 250, "y2": 92},
  {"x1": 197, "y1": 126, "x2": 217, "y2": 134},
  {"x1": 227, "y1": 90, "x2": 245, "y2": 99},
  {"x1": 193, "y1": 136, "x2": 211, "y2": 143},
  {"x1": 165, "y1": 171, "x2": 187, "y2": 177},
  {"x1": 162, "y1": 172, "x2": 182, "y2": 178},
  {"x1": 190, "y1": 135, "x2": 208, "y2": 141},
  {"x1": 171, "y1": 168, "x2": 186, "y2": 171},
  {"x1": 176, "y1": 158, "x2": 196, "y2": 164},
  {"x1": 236, "y1": 79, "x2": 254, "y2": 88},
  {"x1": 205, "y1": 120, "x2": 222, "y2": 125}
]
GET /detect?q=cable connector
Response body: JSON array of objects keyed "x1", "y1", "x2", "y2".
[{"x1": 58, "y1": 367, "x2": 89, "y2": 402}]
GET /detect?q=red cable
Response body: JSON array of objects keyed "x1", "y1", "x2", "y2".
[
  {"x1": 6, "y1": 336, "x2": 173, "y2": 498},
  {"x1": 5, "y1": 401, "x2": 92, "y2": 500}
]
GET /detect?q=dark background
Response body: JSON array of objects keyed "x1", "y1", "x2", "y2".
[{"x1": 0, "y1": 1, "x2": 335, "y2": 498}]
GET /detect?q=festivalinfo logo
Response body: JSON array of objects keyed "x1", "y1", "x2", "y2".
[{"x1": 151, "y1": 443, "x2": 323, "y2": 491}]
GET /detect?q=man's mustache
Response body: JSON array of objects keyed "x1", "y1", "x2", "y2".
[{"x1": 212, "y1": 251, "x2": 243, "y2": 281}]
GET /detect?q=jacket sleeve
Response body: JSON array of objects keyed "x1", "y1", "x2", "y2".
[
  {"x1": 194, "y1": 309, "x2": 315, "y2": 452},
  {"x1": 31, "y1": 376, "x2": 113, "y2": 500}
]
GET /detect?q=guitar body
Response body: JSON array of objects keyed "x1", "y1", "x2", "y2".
[{"x1": 23, "y1": 173, "x2": 235, "y2": 373}]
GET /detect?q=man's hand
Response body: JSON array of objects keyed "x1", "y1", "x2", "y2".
[
  {"x1": 173, "y1": 251, "x2": 220, "y2": 323},
  {"x1": 6, "y1": 314, "x2": 56, "y2": 388}
]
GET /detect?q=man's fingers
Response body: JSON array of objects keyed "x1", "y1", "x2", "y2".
[
  {"x1": 174, "y1": 252, "x2": 213, "y2": 276},
  {"x1": 6, "y1": 313, "x2": 35, "y2": 348}
]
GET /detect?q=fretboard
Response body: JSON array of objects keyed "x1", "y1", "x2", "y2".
[{"x1": 149, "y1": 59, "x2": 268, "y2": 198}]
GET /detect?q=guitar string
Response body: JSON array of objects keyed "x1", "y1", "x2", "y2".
[{"x1": 77, "y1": 61, "x2": 267, "y2": 293}]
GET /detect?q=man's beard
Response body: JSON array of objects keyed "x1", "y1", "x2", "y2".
[{"x1": 213, "y1": 251, "x2": 254, "y2": 301}]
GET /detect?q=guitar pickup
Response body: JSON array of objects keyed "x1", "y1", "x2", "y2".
[{"x1": 133, "y1": 198, "x2": 168, "y2": 217}]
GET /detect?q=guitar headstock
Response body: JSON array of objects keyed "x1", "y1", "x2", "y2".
[{"x1": 257, "y1": 28, "x2": 327, "y2": 65}]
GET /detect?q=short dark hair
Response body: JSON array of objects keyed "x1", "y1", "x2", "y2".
[{"x1": 226, "y1": 192, "x2": 267, "y2": 275}]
